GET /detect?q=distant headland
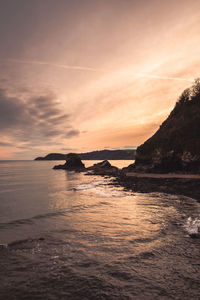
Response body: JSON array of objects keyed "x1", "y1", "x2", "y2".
[{"x1": 35, "y1": 149, "x2": 136, "y2": 161}]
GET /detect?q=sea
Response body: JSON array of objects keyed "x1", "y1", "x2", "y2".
[{"x1": 0, "y1": 160, "x2": 200, "y2": 300}]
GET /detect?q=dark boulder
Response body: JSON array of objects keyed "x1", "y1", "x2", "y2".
[
  {"x1": 53, "y1": 164, "x2": 66, "y2": 170},
  {"x1": 53, "y1": 153, "x2": 85, "y2": 171},
  {"x1": 121, "y1": 163, "x2": 135, "y2": 173},
  {"x1": 189, "y1": 233, "x2": 199, "y2": 239},
  {"x1": 87, "y1": 160, "x2": 119, "y2": 175},
  {"x1": 91, "y1": 160, "x2": 111, "y2": 168}
]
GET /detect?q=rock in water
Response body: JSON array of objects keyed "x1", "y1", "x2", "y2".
[
  {"x1": 87, "y1": 160, "x2": 119, "y2": 175},
  {"x1": 53, "y1": 153, "x2": 85, "y2": 171},
  {"x1": 189, "y1": 233, "x2": 199, "y2": 239},
  {"x1": 0, "y1": 244, "x2": 7, "y2": 250},
  {"x1": 92, "y1": 160, "x2": 112, "y2": 168}
]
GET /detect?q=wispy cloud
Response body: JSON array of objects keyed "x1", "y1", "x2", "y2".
[
  {"x1": 137, "y1": 73, "x2": 193, "y2": 83},
  {"x1": 1, "y1": 58, "x2": 194, "y2": 83},
  {"x1": 0, "y1": 58, "x2": 108, "y2": 73}
]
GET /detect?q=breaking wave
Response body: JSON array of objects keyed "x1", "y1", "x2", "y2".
[
  {"x1": 184, "y1": 217, "x2": 200, "y2": 236},
  {"x1": 73, "y1": 181, "x2": 129, "y2": 197}
]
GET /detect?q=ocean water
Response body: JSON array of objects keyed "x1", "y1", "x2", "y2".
[{"x1": 0, "y1": 160, "x2": 200, "y2": 300}]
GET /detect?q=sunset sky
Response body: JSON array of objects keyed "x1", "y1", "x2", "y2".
[{"x1": 0, "y1": 0, "x2": 200, "y2": 159}]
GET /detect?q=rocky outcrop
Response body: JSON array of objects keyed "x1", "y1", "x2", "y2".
[
  {"x1": 89, "y1": 160, "x2": 112, "y2": 168},
  {"x1": 87, "y1": 160, "x2": 119, "y2": 175},
  {"x1": 128, "y1": 79, "x2": 200, "y2": 174},
  {"x1": 53, "y1": 153, "x2": 85, "y2": 171}
]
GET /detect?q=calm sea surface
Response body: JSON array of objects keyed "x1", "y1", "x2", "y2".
[{"x1": 0, "y1": 160, "x2": 200, "y2": 299}]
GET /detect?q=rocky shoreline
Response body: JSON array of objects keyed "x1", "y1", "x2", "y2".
[
  {"x1": 85, "y1": 166, "x2": 200, "y2": 202},
  {"x1": 53, "y1": 156, "x2": 200, "y2": 202},
  {"x1": 110, "y1": 173, "x2": 200, "y2": 202}
]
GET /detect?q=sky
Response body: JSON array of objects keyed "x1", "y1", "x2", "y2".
[{"x1": 0, "y1": 0, "x2": 200, "y2": 159}]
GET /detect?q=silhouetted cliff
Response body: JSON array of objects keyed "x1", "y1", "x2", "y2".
[{"x1": 133, "y1": 79, "x2": 200, "y2": 173}]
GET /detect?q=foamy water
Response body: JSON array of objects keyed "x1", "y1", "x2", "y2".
[
  {"x1": 184, "y1": 217, "x2": 200, "y2": 235},
  {"x1": 0, "y1": 160, "x2": 200, "y2": 299}
]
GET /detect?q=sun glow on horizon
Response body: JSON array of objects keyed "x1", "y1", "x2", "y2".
[{"x1": 0, "y1": 0, "x2": 200, "y2": 159}]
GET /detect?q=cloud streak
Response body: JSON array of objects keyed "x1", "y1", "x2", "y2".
[
  {"x1": 0, "y1": 58, "x2": 108, "y2": 73},
  {"x1": 1, "y1": 58, "x2": 194, "y2": 83},
  {"x1": 0, "y1": 142, "x2": 12, "y2": 147},
  {"x1": 137, "y1": 73, "x2": 194, "y2": 83}
]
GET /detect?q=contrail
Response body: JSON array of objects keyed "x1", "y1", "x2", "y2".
[
  {"x1": 137, "y1": 73, "x2": 194, "y2": 83},
  {"x1": 1, "y1": 58, "x2": 194, "y2": 82},
  {"x1": 0, "y1": 58, "x2": 109, "y2": 73}
]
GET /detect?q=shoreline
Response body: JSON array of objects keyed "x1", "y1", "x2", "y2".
[
  {"x1": 110, "y1": 172, "x2": 200, "y2": 202},
  {"x1": 52, "y1": 157, "x2": 200, "y2": 202},
  {"x1": 125, "y1": 172, "x2": 200, "y2": 179},
  {"x1": 86, "y1": 167, "x2": 200, "y2": 202}
]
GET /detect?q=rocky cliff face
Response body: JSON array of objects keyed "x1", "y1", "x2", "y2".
[{"x1": 133, "y1": 79, "x2": 200, "y2": 173}]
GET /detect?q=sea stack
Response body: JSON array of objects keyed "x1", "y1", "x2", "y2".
[{"x1": 53, "y1": 153, "x2": 85, "y2": 171}]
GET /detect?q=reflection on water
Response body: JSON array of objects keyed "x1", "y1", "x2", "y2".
[{"x1": 0, "y1": 160, "x2": 200, "y2": 299}]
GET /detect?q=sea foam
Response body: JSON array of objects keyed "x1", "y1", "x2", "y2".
[{"x1": 184, "y1": 217, "x2": 200, "y2": 236}]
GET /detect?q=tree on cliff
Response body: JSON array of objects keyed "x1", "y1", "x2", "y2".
[
  {"x1": 191, "y1": 78, "x2": 200, "y2": 99},
  {"x1": 178, "y1": 88, "x2": 190, "y2": 104},
  {"x1": 177, "y1": 78, "x2": 200, "y2": 105}
]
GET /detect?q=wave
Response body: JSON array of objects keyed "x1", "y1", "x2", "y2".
[
  {"x1": 0, "y1": 202, "x2": 110, "y2": 230},
  {"x1": 184, "y1": 217, "x2": 200, "y2": 237},
  {"x1": 0, "y1": 210, "x2": 67, "y2": 229},
  {"x1": 92, "y1": 189, "x2": 128, "y2": 198},
  {"x1": 0, "y1": 243, "x2": 8, "y2": 250},
  {"x1": 8, "y1": 237, "x2": 45, "y2": 248},
  {"x1": 72, "y1": 181, "x2": 105, "y2": 191},
  {"x1": 73, "y1": 181, "x2": 129, "y2": 198},
  {"x1": 0, "y1": 237, "x2": 46, "y2": 251}
]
